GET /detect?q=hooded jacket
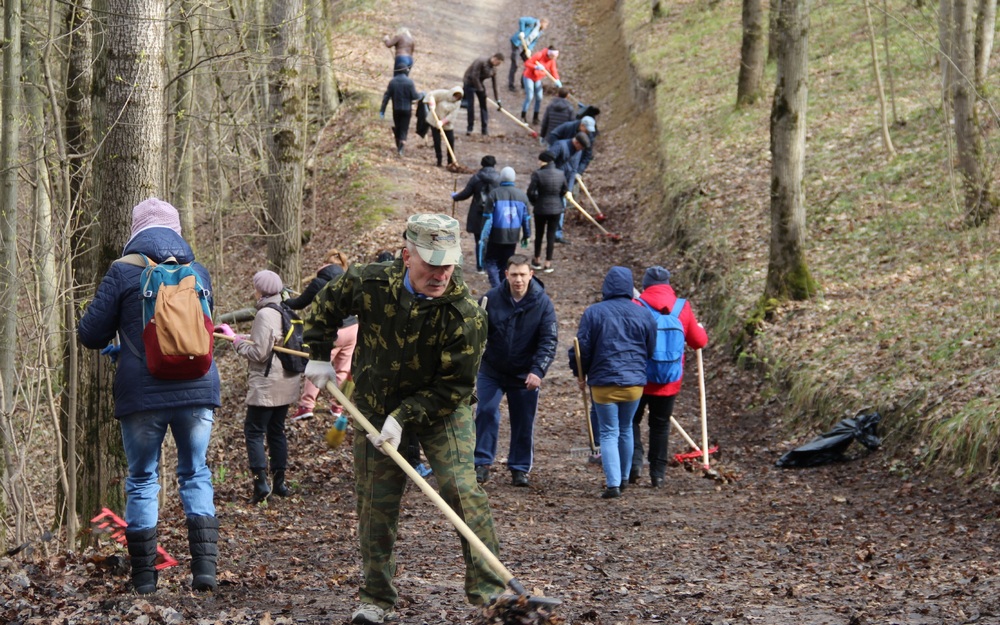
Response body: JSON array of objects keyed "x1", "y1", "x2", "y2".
[
  {"x1": 480, "y1": 277, "x2": 557, "y2": 385},
  {"x1": 235, "y1": 294, "x2": 303, "y2": 407},
  {"x1": 527, "y1": 162, "x2": 568, "y2": 216},
  {"x1": 380, "y1": 72, "x2": 422, "y2": 114},
  {"x1": 570, "y1": 266, "x2": 656, "y2": 388},
  {"x1": 424, "y1": 87, "x2": 464, "y2": 130},
  {"x1": 638, "y1": 283, "x2": 708, "y2": 396},
  {"x1": 303, "y1": 259, "x2": 486, "y2": 429},
  {"x1": 480, "y1": 181, "x2": 532, "y2": 256},
  {"x1": 78, "y1": 227, "x2": 221, "y2": 418},
  {"x1": 523, "y1": 48, "x2": 559, "y2": 83},
  {"x1": 453, "y1": 166, "x2": 502, "y2": 234}
]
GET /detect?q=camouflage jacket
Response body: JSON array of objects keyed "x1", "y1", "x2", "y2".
[{"x1": 303, "y1": 259, "x2": 486, "y2": 428}]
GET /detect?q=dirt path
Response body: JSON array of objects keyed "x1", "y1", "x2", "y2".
[{"x1": 9, "y1": 0, "x2": 1000, "y2": 624}]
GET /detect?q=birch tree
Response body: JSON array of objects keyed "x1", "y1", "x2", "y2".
[{"x1": 738, "y1": 0, "x2": 767, "y2": 107}]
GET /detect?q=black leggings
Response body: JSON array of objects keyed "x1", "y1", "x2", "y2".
[
  {"x1": 534, "y1": 214, "x2": 560, "y2": 261},
  {"x1": 245, "y1": 404, "x2": 289, "y2": 473}
]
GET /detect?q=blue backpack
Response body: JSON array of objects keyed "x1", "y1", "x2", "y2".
[{"x1": 639, "y1": 298, "x2": 686, "y2": 385}]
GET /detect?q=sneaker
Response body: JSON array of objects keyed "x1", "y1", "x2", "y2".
[
  {"x1": 351, "y1": 603, "x2": 387, "y2": 624},
  {"x1": 530, "y1": 259, "x2": 543, "y2": 270},
  {"x1": 290, "y1": 406, "x2": 313, "y2": 422},
  {"x1": 475, "y1": 465, "x2": 491, "y2": 484},
  {"x1": 543, "y1": 265, "x2": 554, "y2": 273},
  {"x1": 330, "y1": 408, "x2": 343, "y2": 418},
  {"x1": 511, "y1": 470, "x2": 529, "y2": 487}
]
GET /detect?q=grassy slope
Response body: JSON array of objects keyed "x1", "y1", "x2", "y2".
[{"x1": 618, "y1": 0, "x2": 1000, "y2": 481}]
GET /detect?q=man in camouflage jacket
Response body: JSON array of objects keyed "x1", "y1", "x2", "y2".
[{"x1": 303, "y1": 214, "x2": 505, "y2": 624}]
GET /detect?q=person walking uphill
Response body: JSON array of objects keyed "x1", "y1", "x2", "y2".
[
  {"x1": 216, "y1": 270, "x2": 302, "y2": 503},
  {"x1": 479, "y1": 167, "x2": 532, "y2": 289},
  {"x1": 380, "y1": 65, "x2": 422, "y2": 157},
  {"x1": 451, "y1": 155, "x2": 501, "y2": 273},
  {"x1": 302, "y1": 214, "x2": 505, "y2": 625},
  {"x1": 630, "y1": 266, "x2": 708, "y2": 487},
  {"x1": 474, "y1": 255, "x2": 558, "y2": 488},
  {"x1": 526, "y1": 150, "x2": 567, "y2": 273},
  {"x1": 508, "y1": 17, "x2": 549, "y2": 90},
  {"x1": 78, "y1": 198, "x2": 221, "y2": 595},
  {"x1": 569, "y1": 266, "x2": 656, "y2": 500},
  {"x1": 521, "y1": 46, "x2": 560, "y2": 125},
  {"x1": 383, "y1": 27, "x2": 415, "y2": 71},
  {"x1": 462, "y1": 53, "x2": 505, "y2": 136}
]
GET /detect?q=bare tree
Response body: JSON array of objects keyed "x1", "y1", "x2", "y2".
[
  {"x1": 864, "y1": 0, "x2": 896, "y2": 156},
  {"x1": 768, "y1": 0, "x2": 782, "y2": 62},
  {"x1": 765, "y1": 0, "x2": 818, "y2": 301},
  {"x1": 173, "y1": 0, "x2": 197, "y2": 239},
  {"x1": 308, "y1": 0, "x2": 339, "y2": 117},
  {"x1": 738, "y1": 0, "x2": 767, "y2": 107},
  {"x1": 974, "y1": 0, "x2": 996, "y2": 87},
  {"x1": 264, "y1": 0, "x2": 306, "y2": 281},
  {"x1": 952, "y1": 0, "x2": 995, "y2": 225}
]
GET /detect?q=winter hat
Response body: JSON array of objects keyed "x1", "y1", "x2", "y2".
[
  {"x1": 547, "y1": 48, "x2": 559, "y2": 59},
  {"x1": 573, "y1": 132, "x2": 591, "y2": 149},
  {"x1": 580, "y1": 116, "x2": 596, "y2": 133},
  {"x1": 500, "y1": 166, "x2": 516, "y2": 182},
  {"x1": 253, "y1": 270, "x2": 283, "y2": 297},
  {"x1": 130, "y1": 198, "x2": 182, "y2": 238},
  {"x1": 481, "y1": 155, "x2": 497, "y2": 168},
  {"x1": 642, "y1": 266, "x2": 671, "y2": 289},
  {"x1": 538, "y1": 151, "x2": 555, "y2": 163}
]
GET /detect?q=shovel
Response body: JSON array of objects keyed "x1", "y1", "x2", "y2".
[
  {"x1": 565, "y1": 192, "x2": 621, "y2": 241},
  {"x1": 574, "y1": 175, "x2": 607, "y2": 223},
  {"x1": 486, "y1": 97, "x2": 538, "y2": 138}
]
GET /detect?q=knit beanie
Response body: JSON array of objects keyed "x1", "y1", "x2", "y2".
[
  {"x1": 253, "y1": 270, "x2": 283, "y2": 297},
  {"x1": 131, "y1": 198, "x2": 182, "y2": 238},
  {"x1": 538, "y1": 151, "x2": 555, "y2": 163},
  {"x1": 481, "y1": 155, "x2": 497, "y2": 168},
  {"x1": 642, "y1": 266, "x2": 671, "y2": 289},
  {"x1": 500, "y1": 166, "x2": 516, "y2": 182}
]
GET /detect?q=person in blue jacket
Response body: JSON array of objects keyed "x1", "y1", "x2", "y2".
[
  {"x1": 569, "y1": 266, "x2": 656, "y2": 499},
  {"x1": 545, "y1": 116, "x2": 596, "y2": 175},
  {"x1": 77, "y1": 198, "x2": 221, "y2": 595},
  {"x1": 479, "y1": 167, "x2": 532, "y2": 288},
  {"x1": 474, "y1": 255, "x2": 558, "y2": 488},
  {"x1": 508, "y1": 17, "x2": 549, "y2": 90},
  {"x1": 549, "y1": 132, "x2": 590, "y2": 243}
]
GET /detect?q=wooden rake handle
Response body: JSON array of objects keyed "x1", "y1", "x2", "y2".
[
  {"x1": 428, "y1": 104, "x2": 459, "y2": 166},
  {"x1": 574, "y1": 175, "x2": 604, "y2": 216},
  {"x1": 573, "y1": 337, "x2": 597, "y2": 453},
  {"x1": 486, "y1": 97, "x2": 537, "y2": 136},
  {"x1": 565, "y1": 192, "x2": 612, "y2": 236}
]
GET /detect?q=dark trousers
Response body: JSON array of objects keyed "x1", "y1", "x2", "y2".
[
  {"x1": 508, "y1": 42, "x2": 522, "y2": 88},
  {"x1": 391, "y1": 109, "x2": 411, "y2": 151},
  {"x1": 484, "y1": 243, "x2": 517, "y2": 288},
  {"x1": 431, "y1": 127, "x2": 455, "y2": 166},
  {"x1": 631, "y1": 394, "x2": 677, "y2": 479},
  {"x1": 533, "y1": 214, "x2": 560, "y2": 261},
  {"x1": 244, "y1": 405, "x2": 289, "y2": 472},
  {"x1": 463, "y1": 85, "x2": 489, "y2": 133}
]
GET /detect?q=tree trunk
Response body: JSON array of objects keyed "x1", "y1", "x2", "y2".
[
  {"x1": 974, "y1": 0, "x2": 996, "y2": 87},
  {"x1": 952, "y1": 0, "x2": 995, "y2": 225},
  {"x1": 767, "y1": 0, "x2": 782, "y2": 62},
  {"x1": 265, "y1": 0, "x2": 305, "y2": 282},
  {"x1": 766, "y1": 0, "x2": 818, "y2": 301},
  {"x1": 83, "y1": 0, "x2": 168, "y2": 521},
  {"x1": 173, "y1": 0, "x2": 196, "y2": 240},
  {"x1": 309, "y1": 0, "x2": 339, "y2": 117},
  {"x1": 738, "y1": 0, "x2": 767, "y2": 107},
  {"x1": 940, "y1": 0, "x2": 954, "y2": 103},
  {"x1": 864, "y1": 0, "x2": 896, "y2": 156},
  {"x1": 0, "y1": 0, "x2": 24, "y2": 551}
]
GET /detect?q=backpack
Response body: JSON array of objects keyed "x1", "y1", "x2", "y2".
[
  {"x1": 262, "y1": 302, "x2": 308, "y2": 375},
  {"x1": 116, "y1": 253, "x2": 214, "y2": 380},
  {"x1": 639, "y1": 298, "x2": 686, "y2": 385}
]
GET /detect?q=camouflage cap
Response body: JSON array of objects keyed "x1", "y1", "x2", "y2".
[{"x1": 405, "y1": 214, "x2": 463, "y2": 266}]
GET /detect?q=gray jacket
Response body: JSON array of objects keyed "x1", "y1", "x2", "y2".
[{"x1": 235, "y1": 294, "x2": 302, "y2": 407}]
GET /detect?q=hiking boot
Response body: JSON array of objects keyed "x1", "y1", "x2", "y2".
[
  {"x1": 250, "y1": 470, "x2": 270, "y2": 504},
  {"x1": 628, "y1": 469, "x2": 641, "y2": 485},
  {"x1": 601, "y1": 487, "x2": 621, "y2": 499},
  {"x1": 475, "y1": 465, "x2": 491, "y2": 484},
  {"x1": 511, "y1": 470, "x2": 529, "y2": 487},
  {"x1": 352, "y1": 603, "x2": 390, "y2": 624},
  {"x1": 290, "y1": 406, "x2": 313, "y2": 422},
  {"x1": 272, "y1": 470, "x2": 290, "y2": 497},
  {"x1": 651, "y1": 476, "x2": 664, "y2": 488}
]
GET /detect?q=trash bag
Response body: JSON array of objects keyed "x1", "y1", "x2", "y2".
[{"x1": 775, "y1": 411, "x2": 882, "y2": 468}]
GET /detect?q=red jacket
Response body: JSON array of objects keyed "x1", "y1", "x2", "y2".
[
  {"x1": 523, "y1": 48, "x2": 560, "y2": 83},
  {"x1": 636, "y1": 284, "x2": 708, "y2": 396}
]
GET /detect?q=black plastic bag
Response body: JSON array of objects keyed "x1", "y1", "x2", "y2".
[{"x1": 775, "y1": 411, "x2": 882, "y2": 468}]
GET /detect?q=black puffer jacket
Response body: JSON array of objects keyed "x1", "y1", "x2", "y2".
[
  {"x1": 453, "y1": 166, "x2": 501, "y2": 234},
  {"x1": 527, "y1": 163, "x2": 568, "y2": 216},
  {"x1": 284, "y1": 264, "x2": 357, "y2": 327}
]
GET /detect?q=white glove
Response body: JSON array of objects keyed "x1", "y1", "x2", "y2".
[
  {"x1": 304, "y1": 360, "x2": 336, "y2": 390},
  {"x1": 367, "y1": 416, "x2": 403, "y2": 455}
]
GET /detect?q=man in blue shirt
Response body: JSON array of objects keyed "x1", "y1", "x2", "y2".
[{"x1": 508, "y1": 17, "x2": 550, "y2": 91}]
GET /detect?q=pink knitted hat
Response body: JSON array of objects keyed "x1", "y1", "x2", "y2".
[{"x1": 131, "y1": 198, "x2": 182, "y2": 238}]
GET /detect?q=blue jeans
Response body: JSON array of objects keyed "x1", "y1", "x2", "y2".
[
  {"x1": 592, "y1": 397, "x2": 640, "y2": 488},
  {"x1": 120, "y1": 407, "x2": 216, "y2": 530},
  {"x1": 521, "y1": 77, "x2": 543, "y2": 114},
  {"x1": 474, "y1": 367, "x2": 539, "y2": 473}
]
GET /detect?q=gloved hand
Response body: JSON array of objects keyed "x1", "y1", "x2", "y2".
[
  {"x1": 520, "y1": 237, "x2": 529, "y2": 248},
  {"x1": 367, "y1": 415, "x2": 403, "y2": 455},
  {"x1": 100, "y1": 343, "x2": 120, "y2": 363},
  {"x1": 214, "y1": 323, "x2": 235, "y2": 338},
  {"x1": 379, "y1": 111, "x2": 385, "y2": 119},
  {"x1": 554, "y1": 79, "x2": 562, "y2": 88},
  {"x1": 305, "y1": 360, "x2": 336, "y2": 390},
  {"x1": 535, "y1": 63, "x2": 544, "y2": 71},
  {"x1": 495, "y1": 99, "x2": 502, "y2": 110},
  {"x1": 451, "y1": 192, "x2": 458, "y2": 200}
]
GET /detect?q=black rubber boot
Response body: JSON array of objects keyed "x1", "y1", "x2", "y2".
[
  {"x1": 251, "y1": 469, "x2": 271, "y2": 503},
  {"x1": 520, "y1": 111, "x2": 527, "y2": 123},
  {"x1": 125, "y1": 527, "x2": 158, "y2": 595},
  {"x1": 532, "y1": 111, "x2": 540, "y2": 125},
  {"x1": 186, "y1": 515, "x2": 219, "y2": 591},
  {"x1": 271, "y1": 470, "x2": 290, "y2": 497}
]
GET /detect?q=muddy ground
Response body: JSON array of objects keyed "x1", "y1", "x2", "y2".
[{"x1": 4, "y1": 0, "x2": 1000, "y2": 623}]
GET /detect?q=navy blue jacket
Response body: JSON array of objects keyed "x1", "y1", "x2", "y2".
[
  {"x1": 381, "y1": 73, "x2": 421, "y2": 113},
  {"x1": 78, "y1": 227, "x2": 222, "y2": 418},
  {"x1": 545, "y1": 120, "x2": 594, "y2": 173},
  {"x1": 480, "y1": 277, "x2": 557, "y2": 384},
  {"x1": 453, "y1": 166, "x2": 501, "y2": 234},
  {"x1": 549, "y1": 138, "x2": 584, "y2": 187},
  {"x1": 570, "y1": 266, "x2": 655, "y2": 388}
]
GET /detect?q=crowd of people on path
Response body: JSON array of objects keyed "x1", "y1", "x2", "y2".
[{"x1": 73, "y1": 15, "x2": 708, "y2": 625}]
